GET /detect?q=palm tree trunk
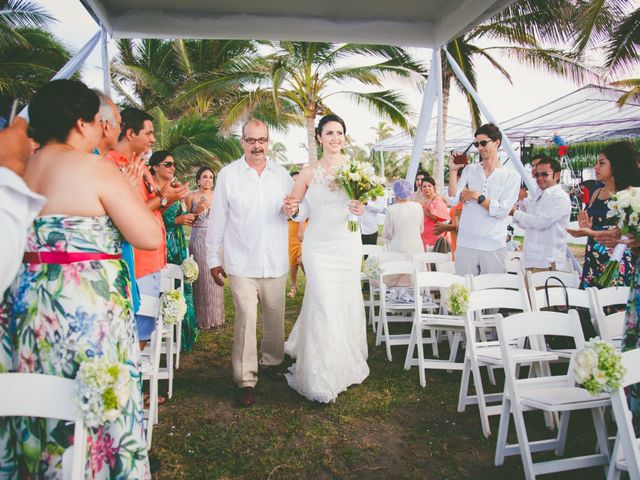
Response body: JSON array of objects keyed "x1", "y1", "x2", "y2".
[
  {"x1": 305, "y1": 116, "x2": 317, "y2": 163},
  {"x1": 434, "y1": 74, "x2": 452, "y2": 185}
]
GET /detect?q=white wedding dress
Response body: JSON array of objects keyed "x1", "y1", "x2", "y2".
[{"x1": 285, "y1": 167, "x2": 369, "y2": 403}]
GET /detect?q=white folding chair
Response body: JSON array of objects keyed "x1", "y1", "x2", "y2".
[
  {"x1": 139, "y1": 294, "x2": 163, "y2": 448},
  {"x1": 0, "y1": 373, "x2": 87, "y2": 480},
  {"x1": 436, "y1": 261, "x2": 456, "y2": 273},
  {"x1": 158, "y1": 264, "x2": 185, "y2": 399},
  {"x1": 494, "y1": 310, "x2": 611, "y2": 479},
  {"x1": 412, "y1": 251, "x2": 452, "y2": 272},
  {"x1": 526, "y1": 270, "x2": 581, "y2": 303},
  {"x1": 608, "y1": 348, "x2": 640, "y2": 480},
  {"x1": 589, "y1": 286, "x2": 629, "y2": 347},
  {"x1": 457, "y1": 288, "x2": 558, "y2": 438},
  {"x1": 404, "y1": 271, "x2": 470, "y2": 387},
  {"x1": 375, "y1": 259, "x2": 426, "y2": 361},
  {"x1": 366, "y1": 251, "x2": 409, "y2": 333}
]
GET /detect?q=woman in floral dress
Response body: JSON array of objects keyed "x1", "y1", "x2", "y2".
[
  {"x1": 150, "y1": 151, "x2": 199, "y2": 352},
  {"x1": 0, "y1": 80, "x2": 161, "y2": 478},
  {"x1": 568, "y1": 142, "x2": 640, "y2": 288}
]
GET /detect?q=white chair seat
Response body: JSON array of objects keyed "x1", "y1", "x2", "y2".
[
  {"x1": 476, "y1": 345, "x2": 557, "y2": 363},
  {"x1": 519, "y1": 386, "x2": 610, "y2": 409},
  {"x1": 420, "y1": 314, "x2": 464, "y2": 328}
]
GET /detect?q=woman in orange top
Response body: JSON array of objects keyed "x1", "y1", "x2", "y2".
[{"x1": 420, "y1": 176, "x2": 449, "y2": 250}]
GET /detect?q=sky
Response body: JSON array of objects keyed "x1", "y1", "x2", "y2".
[{"x1": 40, "y1": 1, "x2": 637, "y2": 165}]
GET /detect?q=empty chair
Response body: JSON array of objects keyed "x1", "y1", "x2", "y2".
[
  {"x1": 159, "y1": 264, "x2": 185, "y2": 398},
  {"x1": 139, "y1": 294, "x2": 163, "y2": 448},
  {"x1": 0, "y1": 373, "x2": 87, "y2": 480},
  {"x1": 412, "y1": 251, "x2": 452, "y2": 272},
  {"x1": 589, "y1": 286, "x2": 630, "y2": 347},
  {"x1": 608, "y1": 348, "x2": 640, "y2": 480},
  {"x1": 366, "y1": 251, "x2": 409, "y2": 332},
  {"x1": 404, "y1": 271, "x2": 470, "y2": 387},
  {"x1": 494, "y1": 310, "x2": 611, "y2": 479}
]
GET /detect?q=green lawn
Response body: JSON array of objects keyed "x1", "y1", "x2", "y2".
[{"x1": 150, "y1": 275, "x2": 605, "y2": 479}]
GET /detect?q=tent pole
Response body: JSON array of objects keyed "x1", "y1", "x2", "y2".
[
  {"x1": 435, "y1": 47, "x2": 444, "y2": 192},
  {"x1": 406, "y1": 48, "x2": 440, "y2": 183},
  {"x1": 101, "y1": 26, "x2": 111, "y2": 96},
  {"x1": 443, "y1": 48, "x2": 536, "y2": 193},
  {"x1": 18, "y1": 30, "x2": 102, "y2": 120}
]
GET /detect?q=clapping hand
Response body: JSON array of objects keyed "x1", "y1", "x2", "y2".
[
  {"x1": 122, "y1": 153, "x2": 145, "y2": 190},
  {"x1": 176, "y1": 213, "x2": 196, "y2": 226},
  {"x1": 460, "y1": 188, "x2": 478, "y2": 203},
  {"x1": 161, "y1": 179, "x2": 188, "y2": 204}
]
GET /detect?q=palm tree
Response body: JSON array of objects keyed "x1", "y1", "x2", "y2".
[
  {"x1": 267, "y1": 42, "x2": 426, "y2": 163},
  {"x1": 149, "y1": 107, "x2": 243, "y2": 177},
  {"x1": 0, "y1": 0, "x2": 54, "y2": 48}
]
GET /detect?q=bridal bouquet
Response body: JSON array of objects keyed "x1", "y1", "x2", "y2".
[
  {"x1": 160, "y1": 289, "x2": 187, "y2": 325},
  {"x1": 333, "y1": 160, "x2": 385, "y2": 232},
  {"x1": 76, "y1": 356, "x2": 130, "y2": 428},
  {"x1": 181, "y1": 255, "x2": 199, "y2": 284},
  {"x1": 573, "y1": 338, "x2": 626, "y2": 395},
  {"x1": 444, "y1": 283, "x2": 469, "y2": 315},
  {"x1": 597, "y1": 187, "x2": 640, "y2": 287}
]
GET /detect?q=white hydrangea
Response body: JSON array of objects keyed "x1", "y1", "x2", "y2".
[
  {"x1": 181, "y1": 256, "x2": 199, "y2": 284},
  {"x1": 161, "y1": 289, "x2": 187, "y2": 325}
]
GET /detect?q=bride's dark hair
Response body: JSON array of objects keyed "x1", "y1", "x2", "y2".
[{"x1": 315, "y1": 114, "x2": 347, "y2": 139}]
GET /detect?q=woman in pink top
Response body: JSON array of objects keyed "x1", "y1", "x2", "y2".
[{"x1": 420, "y1": 176, "x2": 449, "y2": 249}]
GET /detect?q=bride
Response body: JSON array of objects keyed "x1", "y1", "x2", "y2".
[{"x1": 284, "y1": 114, "x2": 370, "y2": 403}]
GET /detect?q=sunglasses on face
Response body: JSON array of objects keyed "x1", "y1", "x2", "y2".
[
  {"x1": 161, "y1": 161, "x2": 175, "y2": 168},
  {"x1": 473, "y1": 140, "x2": 495, "y2": 148},
  {"x1": 534, "y1": 171, "x2": 551, "y2": 178},
  {"x1": 244, "y1": 137, "x2": 269, "y2": 145}
]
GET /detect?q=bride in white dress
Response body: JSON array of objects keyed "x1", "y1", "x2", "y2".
[{"x1": 284, "y1": 114, "x2": 370, "y2": 403}]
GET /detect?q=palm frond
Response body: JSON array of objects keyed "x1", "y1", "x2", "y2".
[
  {"x1": 343, "y1": 90, "x2": 412, "y2": 130},
  {"x1": 610, "y1": 78, "x2": 640, "y2": 106},
  {"x1": 603, "y1": 6, "x2": 640, "y2": 75},
  {"x1": 573, "y1": 0, "x2": 628, "y2": 54}
]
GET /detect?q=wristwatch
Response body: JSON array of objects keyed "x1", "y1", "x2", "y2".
[
  {"x1": 159, "y1": 194, "x2": 168, "y2": 207},
  {"x1": 477, "y1": 194, "x2": 486, "y2": 205}
]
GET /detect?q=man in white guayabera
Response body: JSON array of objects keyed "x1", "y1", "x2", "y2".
[
  {"x1": 206, "y1": 118, "x2": 294, "y2": 408},
  {"x1": 512, "y1": 156, "x2": 571, "y2": 272},
  {"x1": 448, "y1": 123, "x2": 520, "y2": 275}
]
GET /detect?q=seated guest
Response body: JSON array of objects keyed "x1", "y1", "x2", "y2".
[
  {"x1": 150, "y1": 150, "x2": 199, "y2": 352},
  {"x1": 419, "y1": 176, "x2": 449, "y2": 250},
  {"x1": 0, "y1": 79, "x2": 161, "y2": 478},
  {"x1": 383, "y1": 179, "x2": 424, "y2": 255}
]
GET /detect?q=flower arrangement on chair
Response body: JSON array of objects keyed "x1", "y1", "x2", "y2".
[
  {"x1": 444, "y1": 283, "x2": 470, "y2": 315},
  {"x1": 76, "y1": 355, "x2": 130, "y2": 428},
  {"x1": 160, "y1": 289, "x2": 187, "y2": 325},
  {"x1": 181, "y1": 256, "x2": 199, "y2": 284},
  {"x1": 574, "y1": 338, "x2": 626, "y2": 395},
  {"x1": 363, "y1": 256, "x2": 381, "y2": 280},
  {"x1": 333, "y1": 160, "x2": 385, "y2": 232}
]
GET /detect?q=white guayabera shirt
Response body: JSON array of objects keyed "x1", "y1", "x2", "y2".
[
  {"x1": 206, "y1": 157, "x2": 294, "y2": 278},
  {"x1": 513, "y1": 184, "x2": 571, "y2": 268},
  {"x1": 0, "y1": 167, "x2": 46, "y2": 291}
]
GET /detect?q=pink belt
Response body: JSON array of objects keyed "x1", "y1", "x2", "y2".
[{"x1": 22, "y1": 252, "x2": 122, "y2": 264}]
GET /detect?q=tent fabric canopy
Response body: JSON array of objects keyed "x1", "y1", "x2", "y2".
[
  {"x1": 373, "y1": 85, "x2": 640, "y2": 154},
  {"x1": 79, "y1": 0, "x2": 513, "y2": 47}
]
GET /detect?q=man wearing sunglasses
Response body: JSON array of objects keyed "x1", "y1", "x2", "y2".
[
  {"x1": 512, "y1": 156, "x2": 571, "y2": 272},
  {"x1": 448, "y1": 123, "x2": 520, "y2": 275}
]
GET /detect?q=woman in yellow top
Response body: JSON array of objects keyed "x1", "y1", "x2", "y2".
[{"x1": 288, "y1": 171, "x2": 307, "y2": 297}]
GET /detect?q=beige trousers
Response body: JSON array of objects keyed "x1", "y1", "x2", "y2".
[{"x1": 228, "y1": 274, "x2": 287, "y2": 388}]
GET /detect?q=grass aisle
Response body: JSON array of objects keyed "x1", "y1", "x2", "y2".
[{"x1": 152, "y1": 274, "x2": 604, "y2": 480}]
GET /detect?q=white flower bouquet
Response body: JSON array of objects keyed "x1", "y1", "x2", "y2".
[
  {"x1": 160, "y1": 289, "x2": 187, "y2": 325},
  {"x1": 333, "y1": 160, "x2": 385, "y2": 232},
  {"x1": 573, "y1": 338, "x2": 626, "y2": 395},
  {"x1": 444, "y1": 283, "x2": 469, "y2": 315},
  {"x1": 363, "y1": 256, "x2": 381, "y2": 280},
  {"x1": 597, "y1": 187, "x2": 640, "y2": 287},
  {"x1": 76, "y1": 356, "x2": 130, "y2": 428},
  {"x1": 181, "y1": 255, "x2": 199, "y2": 284}
]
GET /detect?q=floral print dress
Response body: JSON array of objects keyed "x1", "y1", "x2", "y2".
[
  {"x1": 580, "y1": 193, "x2": 635, "y2": 289},
  {"x1": 0, "y1": 215, "x2": 150, "y2": 479},
  {"x1": 161, "y1": 203, "x2": 198, "y2": 352}
]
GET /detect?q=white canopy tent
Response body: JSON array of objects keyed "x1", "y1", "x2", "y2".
[{"x1": 23, "y1": 0, "x2": 537, "y2": 189}]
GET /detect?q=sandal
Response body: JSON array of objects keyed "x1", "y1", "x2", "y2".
[
  {"x1": 287, "y1": 286, "x2": 297, "y2": 298},
  {"x1": 143, "y1": 393, "x2": 166, "y2": 408}
]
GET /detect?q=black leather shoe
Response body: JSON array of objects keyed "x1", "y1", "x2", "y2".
[{"x1": 237, "y1": 387, "x2": 255, "y2": 407}]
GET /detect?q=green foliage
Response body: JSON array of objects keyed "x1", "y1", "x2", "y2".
[{"x1": 530, "y1": 138, "x2": 640, "y2": 171}]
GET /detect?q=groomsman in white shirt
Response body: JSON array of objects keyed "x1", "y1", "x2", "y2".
[
  {"x1": 512, "y1": 156, "x2": 571, "y2": 272},
  {"x1": 207, "y1": 118, "x2": 294, "y2": 407},
  {"x1": 448, "y1": 123, "x2": 520, "y2": 275}
]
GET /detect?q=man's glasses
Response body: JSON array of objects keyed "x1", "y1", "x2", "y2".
[
  {"x1": 244, "y1": 137, "x2": 269, "y2": 145},
  {"x1": 473, "y1": 140, "x2": 495, "y2": 148},
  {"x1": 161, "y1": 161, "x2": 175, "y2": 168},
  {"x1": 534, "y1": 171, "x2": 551, "y2": 178}
]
